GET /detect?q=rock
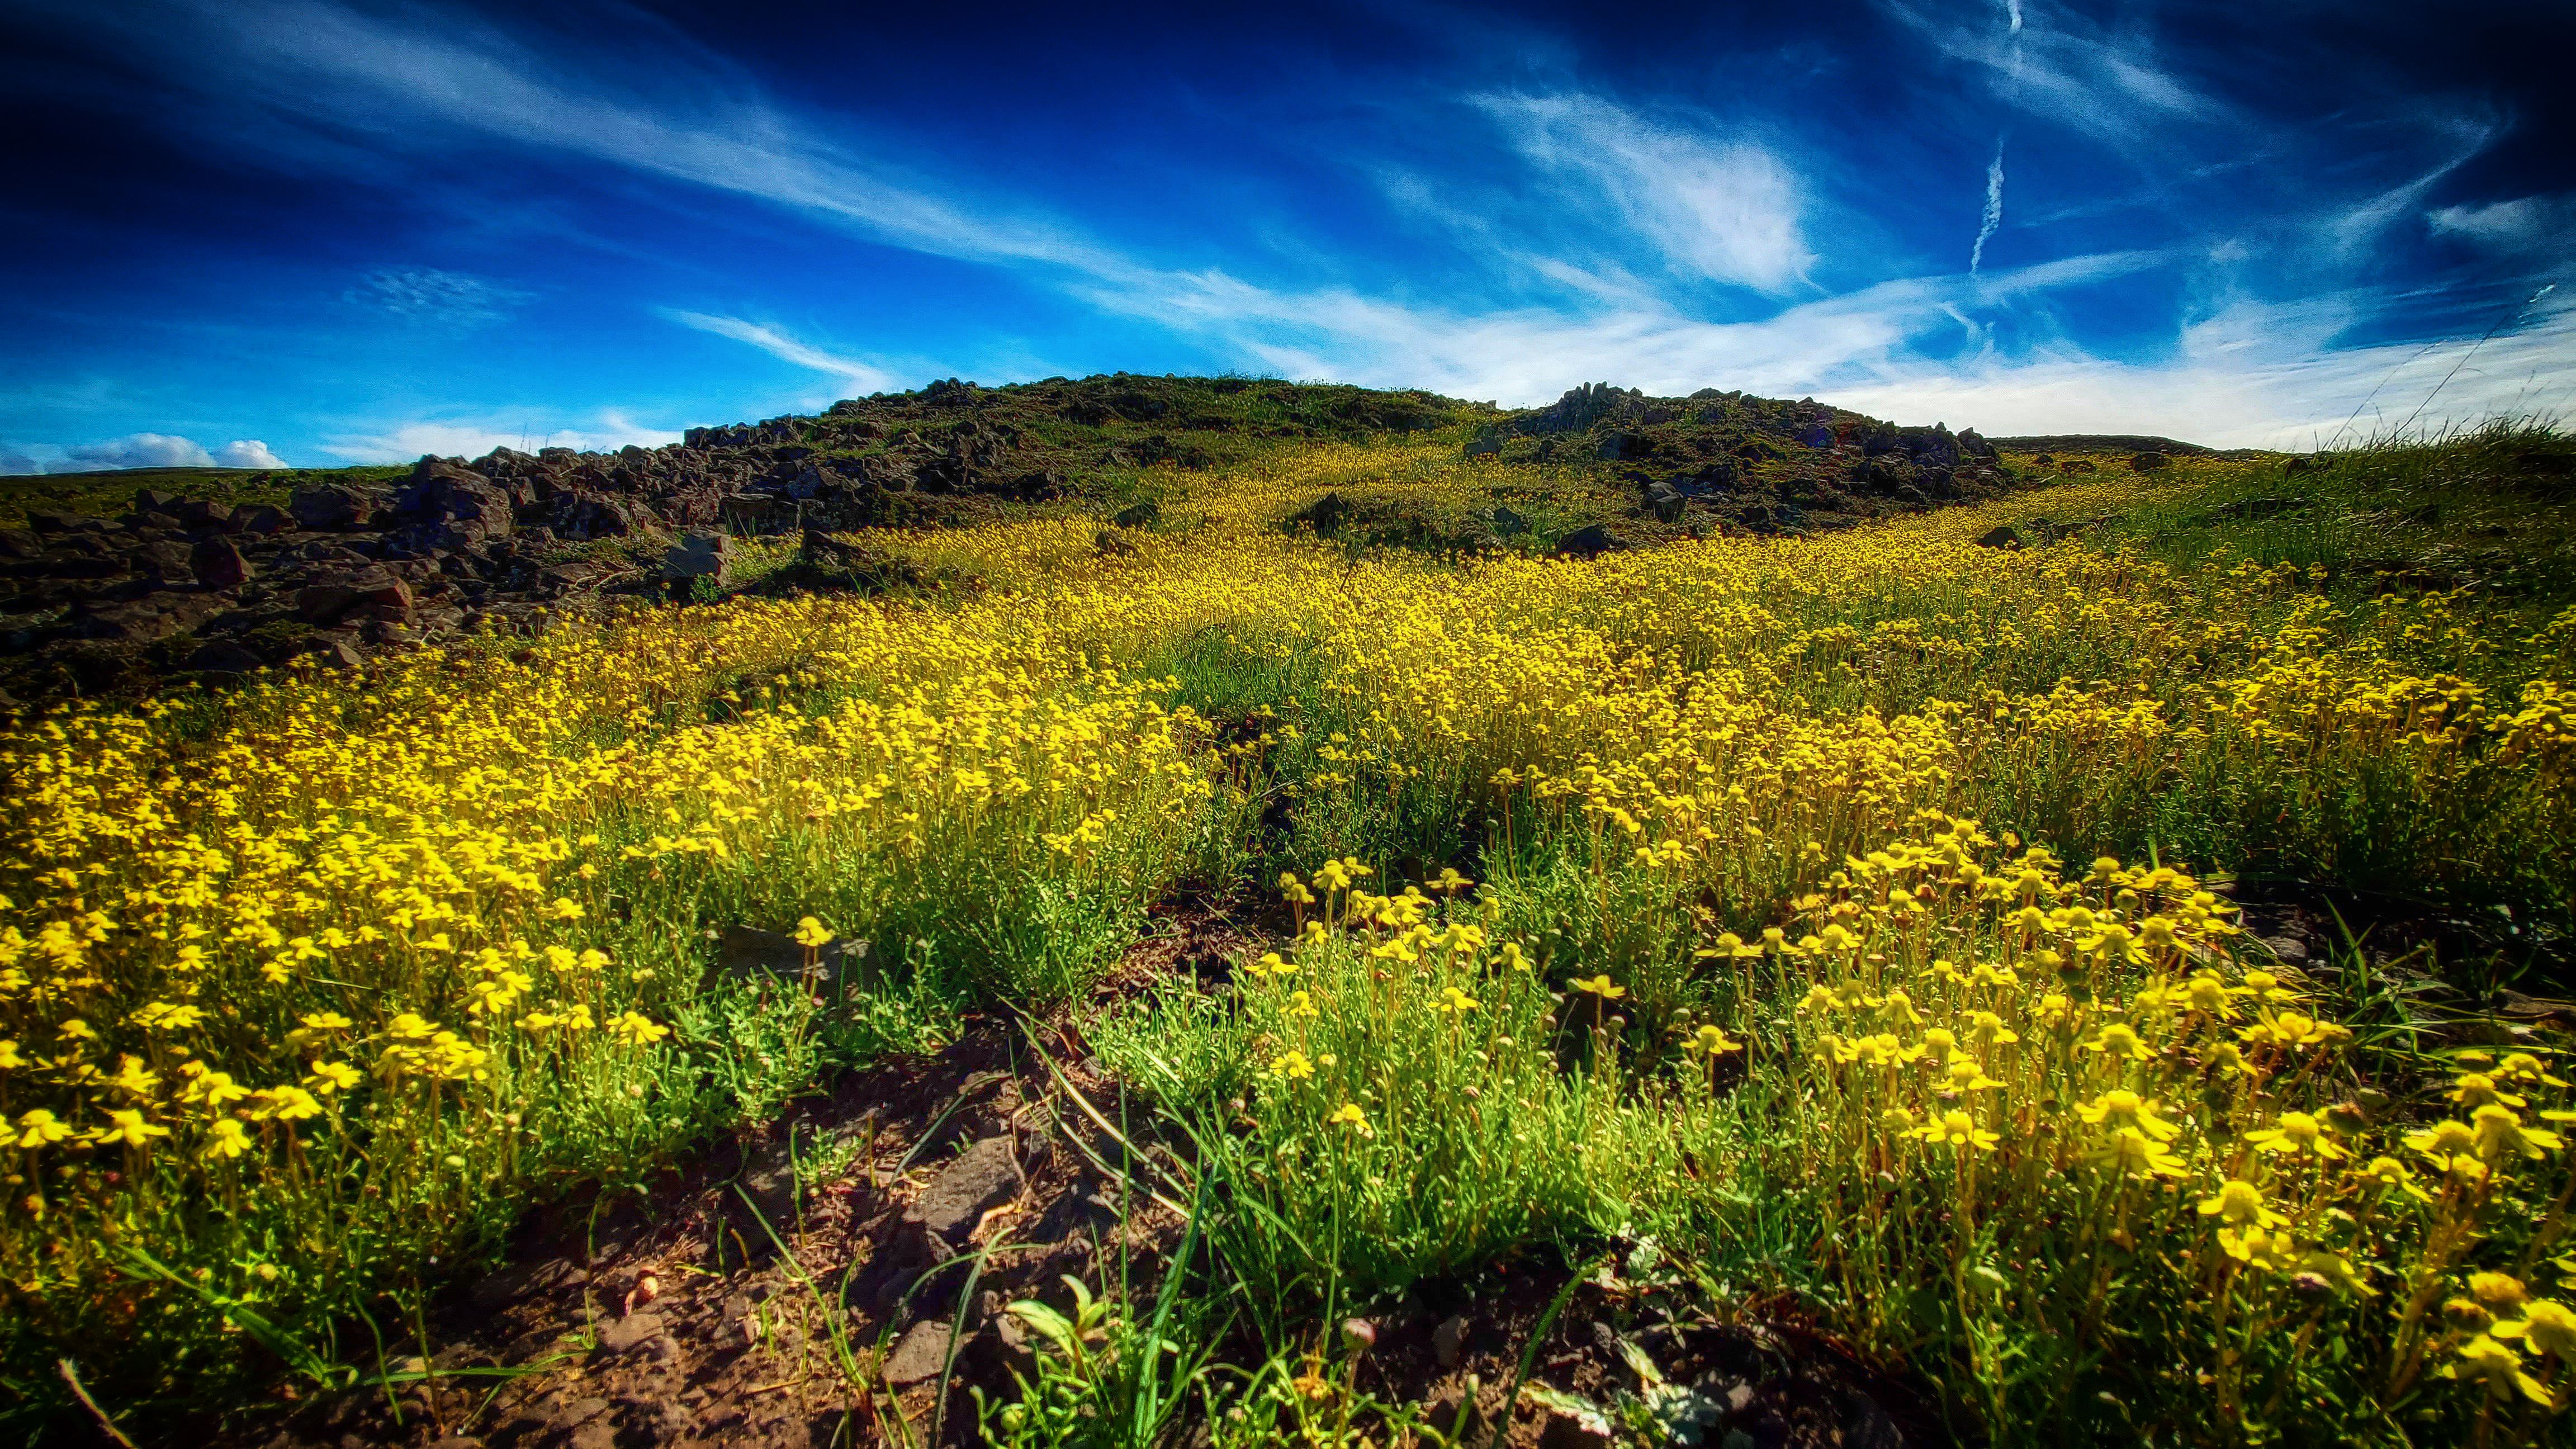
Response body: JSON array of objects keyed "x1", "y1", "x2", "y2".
[
  {"x1": 1292, "y1": 492, "x2": 1349, "y2": 536},
  {"x1": 289, "y1": 485, "x2": 389, "y2": 531},
  {"x1": 186, "y1": 641, "x2": 267, "y2": 675},
  {"x1": 1486, "y1": 506, "x2": 1527, "y2": 536},
  {"x1": 27, "y1": 512, "x2": 114, "y2": 536},
  {"x1": 2130, "y1": 451, "x2": 2171, "y2": 472},
  {"x1": 1554, "y1": 525, "x2": 1623, "y2": 559},
  {"x1": 297, "y1": 566, "x2": 413, "y2": 624},
  {"x1": 906, "y1": 1137, "x2": 1021, "y2": 1244},
  {"x1": 0, "y1": 528, "x2": 39, "y2": 558},
  {"x1": 731, "y1": 1137, "x2": 803, "y2": 1243},
  {"x1": 1972, "y1": 525, "x2": 2024, "y2": 549},
  {"x1": 1830, "y1": 1386, "x2": 1907, "y2": 1449},
  {"x1": 1434, "y1": 1314, "x2": 1469, "y2": 1368},
  {"x1": 132, "y1": 488, "x2": 177, "y2": 514},
  {"x1": 233, "y1": 503, "x2": 294, "y2": 535},
  {"x1": 391, "y1": 460, "x2": 517, "y2": 552},
  {"x1": 882, "y1": 1320, "x2": 956, "y2": 1386},
  {"x1": 297, "y1": 635, "x2": 364, "y2": 670},
  {"x1": 1110, "y1": 499, "x2": 1159, "y2": 529},
  {"x1": 193, "y1": 537, "x2": 252, "y2": 590},
  {"x1": 663, "y1": 532, "x2": 732, "y2": 581},
  {"x1": 173, "y1": 499, "x2": 234, "y2": 529},
  {"x1": 595, "y1": 1311, "x2": 666, "y2": 1355},
  {"x1": 136, "y1": 539, "x2": 197, "y2": 584}
]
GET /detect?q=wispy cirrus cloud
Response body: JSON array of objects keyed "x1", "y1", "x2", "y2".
[
  {"x1": 660, "y1": 309, "x2": 903, "y2": 397},
  {"x1": 1470, "y1": 92, "x2": 1815, "y2": 294},
  {"x1": 1882, "y1": 0, "x2": 2215, "y2": 153},
  {"x1": 349, "y1": 266, "x2": 532, "y2": 326},
  {"x1": 9, "y1": 0, "x2": 2569, "y2": 457}
]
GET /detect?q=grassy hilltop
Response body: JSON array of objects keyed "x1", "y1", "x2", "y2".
[{"x1": 3, "y1": 383, "x2": 2575, "y2": 1448}]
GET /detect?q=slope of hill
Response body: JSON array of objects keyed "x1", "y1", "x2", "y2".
[
  {"x1": 0, "y1": 377, "x2": 2025, "y2": 703},
  {"x1": 3, "y1": 417, "x2": 2574, "y2": 1448}
]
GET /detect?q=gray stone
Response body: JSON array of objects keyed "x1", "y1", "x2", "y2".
[
  {"x1": 1434, "y1": 1314, "x2": 1469, "y2": 1368},
  {"x1": 906, "y1": 1137, "x2": 1020, "y2": 1244},
  {"x1": 594, "y1": 1312, "x2": 666, "y2": 1355},
  {"x1": 882, "y1": 1319, "x2": 956, "y2": 1386},
  {"x1": 1972, "y1": 525, "x2": 2024, "y2": 550},
  {"x1": 663, "y1": 532, "x2": 733, "y2": 581}
]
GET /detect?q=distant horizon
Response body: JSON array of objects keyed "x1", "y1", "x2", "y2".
[{"x1": 4, "y1": 1, "x2": 2570, "y2": 472}]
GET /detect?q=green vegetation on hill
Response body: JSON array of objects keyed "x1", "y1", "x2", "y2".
[{"x1": 4, "y1": 401, "x2": 2574, "y2": 1449}]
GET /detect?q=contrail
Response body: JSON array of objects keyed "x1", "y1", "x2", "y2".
[{"x1": 1971, "y1": 143, "x2": 2005, "y2": 272}]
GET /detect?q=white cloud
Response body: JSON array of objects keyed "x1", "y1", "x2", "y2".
[
  {"x1": 317, "y1": 411, "x2": 681, "y2": 463},
  {"x1": 1971, "y1": 143, "x2": 2005, "y2": 272},
  {"x1": 1474, "y1": 93, "x2": 1813, "y2": 293},
  {"x1": 0, "y1": 447, "x2": 46, "y2": 477},
  {"x1": 214, "y1": 439, "x2": 288, "y2": 467},
  {"x1": 661, "y1": 309, "x2": 902, "y2": 396},
  {"x1": 349, "y1": 266, "x2": 532, "y2": 326},
  {"x1": 1883, "y1": 0, "x2": 2214, "y2": 151},
  {"x1": 43, "y1": 0, "x2": 2574, "y2": 461},
  {"x1": 2430, "y1": 193, "x2": 2576, "y2": 250},
  {"x1": 63, "y1": 432, "x2": 217, "y2": 469},
  {"x1": 1826, "y1": 294, "x2": 2576, "y2": 448}
]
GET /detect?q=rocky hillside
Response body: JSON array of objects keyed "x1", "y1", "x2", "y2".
[
  {"x1": 1466, "y1": 381, "x2": 2014, "y2": 537},
  {"x1": 0, "y1": 374, "x2": 2030, "y2": 704}
]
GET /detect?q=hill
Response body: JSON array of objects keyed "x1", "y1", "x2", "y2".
[
  {"x1": 5, "y1": 393, "x2": 2574, "y2": 1449},
  {"x1": 0, "y1": 376, "x2": 2024, "y2": 703}
]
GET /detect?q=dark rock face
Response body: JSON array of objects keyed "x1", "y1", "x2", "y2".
[
  {"x1": 289, "y1": 484, "x2": 389, "y2": 531},
  {"x1": 1555, "y1": 524, "x2": 1625, "y2": 558},
  {"x1": 192, "y1": 537, "x2": 251, "y2": 590}
]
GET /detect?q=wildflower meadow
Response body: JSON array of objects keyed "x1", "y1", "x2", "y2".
[{"x1": 6, "y1": 426, "x2": 2575, "y2": 1445}]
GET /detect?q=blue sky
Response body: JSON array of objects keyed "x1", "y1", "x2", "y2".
[{"x1": 3, "y1": 0, "x2": 2570, "y2": 472}]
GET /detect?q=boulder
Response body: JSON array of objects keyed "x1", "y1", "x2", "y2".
[
  {"x1": 392, "y1": 458, "x2": 516, "y2": 551},
  {"x1": 192, "y1": 538, "x2": 252, "y2": 590},
  {"x1": 28, "y1": 513, "x2": 114, "y2": 536},
  {"x1": 173, "y1": 499, "x2": 234, "y2": 529},
  {"x1": 296, "y1": 634, "x2": 364, "y2": 670},
  {"x1": 1973, "y1": 525, "x2": 2025, "y2": 550},
  {"x1": 2130, "y1": 452, "x2": 2171, "y2": 472},
  {"x1": 290, "y1": 485, "x2": 390, "y2": 531},
  {"x1": 231, "y1": 503, "x2": 293, "y2": 536},
  {"x1": 135, "y1": 539, "x2": 197, "y2": 584},
  {"x1": 662, "y1": 532, "x2": 732, "y2": 581},
  {"x1": 1554, "y1": 524, "x2": 1624, "y2": 559},
  {"x1": 1291, "y1": 492, "x2": 1349, "y2": 536},
  {"x1": 297, "y1": 566, "x2": 413, "y2": 625},
  {"x1": 185, "y1": 641, "x2": 266, "y2": 675}
]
